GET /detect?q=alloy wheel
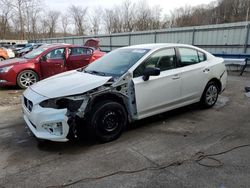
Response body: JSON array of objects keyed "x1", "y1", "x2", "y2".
[
  {"x1": 19, "y1": 71, "x2": 38, "y2": 88},
  {"x1": 205, "y1": 85, "x2": 218, "y2": 106}
]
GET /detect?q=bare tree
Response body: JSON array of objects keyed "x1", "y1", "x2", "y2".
[
  {"x1": 134, "y1": 0, "x2": 152, "y2": 31},
  {"x1": 89, "y1": 7, "x2": 103, "y2": 35},
  {"x1": 0, "y1": 0, "x2": 13, "y2": 38},
  {"x1": 149, "y1": 6, "x2": 162, "y2": 29},
  {"x1": 121, "y1": 0, "x2": 135, "y2": 32},
  {"x1": 24, "y1": 0, "x2": 43, "y2": 40},
  {"x1": 2, "y1": 0, "x2": 250, "y2": 39},
  {"x1": 11, "y1": 0, "x2": 26, "y2": 39},
  {"x1": 38, "y1": 17, "x2": 49, "y2": 38},
  {"x1": 103, "y1": 9, "x2": 114, "y2": 34},
  {"x1": 61, "y1": 13, "x2": 69, "y2": 36},
  {"x1": 46, "y1": 10, "x2": 60, "y2": 38},
  {"x1": 103, "y1": 7, "x2": 123, "y2": 33},
  {"x1": 69, "y1": 5, "x2": 88, "y2": 35}
]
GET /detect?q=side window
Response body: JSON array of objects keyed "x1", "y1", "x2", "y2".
[
  {"x1": 198, "y1": 51, "x2": 206, "y2": 62},
  {"x1": 133, "y1": 48, "x2": 176, "y2": 78},
  {"x1": 70, "y1": 47, "x2": 93, "y2": 56},
  {"x1": 179, "y1": 48, "x2": 199, "y2": 66},
  {"x1": 46, "y1": 48, "x2": 65, "y2": 60}
]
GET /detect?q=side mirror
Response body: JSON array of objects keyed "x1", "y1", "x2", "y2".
[
  {"x1": 40, "y1": 56, "x2": 47, "y2": 62},
  {"x1": 142, "y1": 67, "x2": 160, "y2": 81}
]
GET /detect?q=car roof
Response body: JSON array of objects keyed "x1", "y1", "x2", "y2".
[
  {"x1": 41, "y1": 43, "x2": 94, "y2": 49},
  {"x1": 122, "y1": 43, "x2": 198, "y2": 50},
  {"x1": 43, "y1": 43, "x2": 71, "y2": 48}
]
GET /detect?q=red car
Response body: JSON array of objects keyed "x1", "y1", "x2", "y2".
[{"x1": 0, "y1": 39, "x2": 105, "y2": 88}]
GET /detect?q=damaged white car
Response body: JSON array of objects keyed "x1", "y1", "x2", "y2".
[{"x1": 22, "y1": 43, "x2": 227, "y2": 142}]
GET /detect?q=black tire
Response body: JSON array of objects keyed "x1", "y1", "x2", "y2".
[
  {"x1": 17, "y1": 70, "x2": 38, "y2": 89},
  {"x1": 87, "y1": 100, "x2": 127, "y2": 142},
  {"x1": 200, "y1": 81, "x2": 219, "y2": 108},
  {"x1": 0, "y1": 57, "x2": 5, "y2": 61}
]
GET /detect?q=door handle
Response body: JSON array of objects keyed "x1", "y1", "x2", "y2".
[
  {"x1": 55, "y1": 63, "x2": 63, "y2": 67},
  {"x1": 203, "y1": 68, "x2": 210, "y2": 73},
  {"x1": 172, "y1": 74, "x2": 180, "y2": 80}
]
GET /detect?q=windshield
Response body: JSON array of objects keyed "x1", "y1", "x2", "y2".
[
  {"x1": 85, "y1": 48, "x2": 150, "y2": 77},
  {"x1": 23, "y1": 46, "x2": 49, "y2": 59}
]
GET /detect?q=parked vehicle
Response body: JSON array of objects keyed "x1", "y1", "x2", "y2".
[
  {"x1": 0, "y1": 39, "x2": 105, "y2": 88},
  {"x1": 0, "y1": 43, "x2": 12, "y2": 49},
  {"x1": 11, "y1": 44, "x2": 27, "y2": 54},
  {"x1": 16, "y1": 43, "x2": 44, "y2": 57},
  {"x1": 22, "y1": 43, "x2": 227, "y2": 142},
  {"x1": 3, "y1": 47, "x2": 15, "y2": 59},
  {"x1": 0, "y1": 47, "x2": 14, "y2": 60},
  {"x1": 0, "y1": 47, "x2": 9, "y2": 61}
]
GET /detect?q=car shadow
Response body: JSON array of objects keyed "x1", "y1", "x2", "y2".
[
  {"x1": 0, "y1": 85, "x2": 22, "y2": 90},
  {"x1": 37, "y1": 103, "x2": 202, "y2": 152},
  {"x1": 127, "y1": 103, "x2": 201, "y2": 131}
]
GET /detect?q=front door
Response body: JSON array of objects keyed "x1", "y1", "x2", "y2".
[
  {"x1": 132, "y1": 48, "x2": 182, "y2": 119},
  {"x1": 40, "y1": 48, "x2": 66, "y2": 79}
]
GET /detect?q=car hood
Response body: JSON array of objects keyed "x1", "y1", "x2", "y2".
[
  {"x1": 0, "y1": 58, "x2": 29, "y2": 67},
  {"x1": 30, "y1": 70, "x2": 112, "y2": 98}
]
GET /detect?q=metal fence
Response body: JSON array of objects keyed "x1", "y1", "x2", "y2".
[{"x1": 35, "y1": 21, "x2": 250, "y2": 55}]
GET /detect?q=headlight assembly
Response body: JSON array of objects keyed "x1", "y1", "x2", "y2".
[{"x1": 40, "y1": 98, "x2": 84, "y2": 111}]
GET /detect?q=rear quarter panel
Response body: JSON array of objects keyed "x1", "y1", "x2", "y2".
[{"x1": 205, "y1": 56, "x2": 227, "y2": 91}]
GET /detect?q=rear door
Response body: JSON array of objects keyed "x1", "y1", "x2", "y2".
[
  {"x1": 66, "y1": 47, "x2": 93, "y2": 70},
  {"x1": 40, "y1": 48, "x2": 66, "y2": 78},
  {"x1": 176, "y1": 47, "x2": 208, "y2": 102}
]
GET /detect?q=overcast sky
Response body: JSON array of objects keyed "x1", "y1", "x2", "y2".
[{"x1": 44, "y1": 0, "x2": 215, "y2": 15}]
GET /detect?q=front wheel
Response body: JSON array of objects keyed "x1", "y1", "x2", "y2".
[
  {"x1": 200, "y1": 81, "x2": 219, "y2": 108},
  {"x1": 17, "y1": 70, "x2": 38, "y2": 89},
  {"x1": 87, "y1": 101, "x2": 127, "y2": 142}
]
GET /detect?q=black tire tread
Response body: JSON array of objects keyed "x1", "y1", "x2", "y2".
[{"x1": 86, "y1": 100, "x2": 127, "y2": 142}]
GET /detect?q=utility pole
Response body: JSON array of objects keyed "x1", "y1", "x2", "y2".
[{"x1": 244, "y1": 7, "x2": 250, "y2": 53}]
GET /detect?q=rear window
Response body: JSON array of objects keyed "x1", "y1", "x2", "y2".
[
  {"x1": 179, "y1": 48, "x2": 206, "y2": 67},
  {"x1": 69, "y1": 47, "x2": 93, "y2": 56},
  {"x1": 198, "y1": 51, "x2": 206, "y2": 62}
]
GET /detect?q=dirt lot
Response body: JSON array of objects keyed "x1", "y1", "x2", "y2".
[{"x1": 0, "y1": 72, "x2": 250, "y2": 188}]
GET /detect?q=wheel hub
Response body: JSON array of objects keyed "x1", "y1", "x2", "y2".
[
  {"x1": 102, "y1": 112, "x2": 119, "y2": 132},
  {"x1": 206, "y1": 85, "x2": 218, "y2": 105},
  {"x1": 20, "y1": 72, "x2": 37, "y2": 87}
]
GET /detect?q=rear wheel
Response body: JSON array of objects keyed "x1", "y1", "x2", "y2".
[
  {"x1": 87, "y1": 101, "x2": 127, "y2": 142},
  {"x1": 200, "y1": 81, "x2": 219, "y2": 108},
  {"x1": 17, "y1": 70, "x2": 38, "y2": 89}
]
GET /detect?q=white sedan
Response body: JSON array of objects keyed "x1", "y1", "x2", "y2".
[{"x1": 22, "y1": 43, "x2": 227, "y2": 142}]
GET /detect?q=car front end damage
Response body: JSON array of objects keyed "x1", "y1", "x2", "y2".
[
  {"x1": 22, "y1": 72, "x2": 136, "y2": 142},
  {"x1": 22, "y1": 88, "x2": 70, "y2": 142}
]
